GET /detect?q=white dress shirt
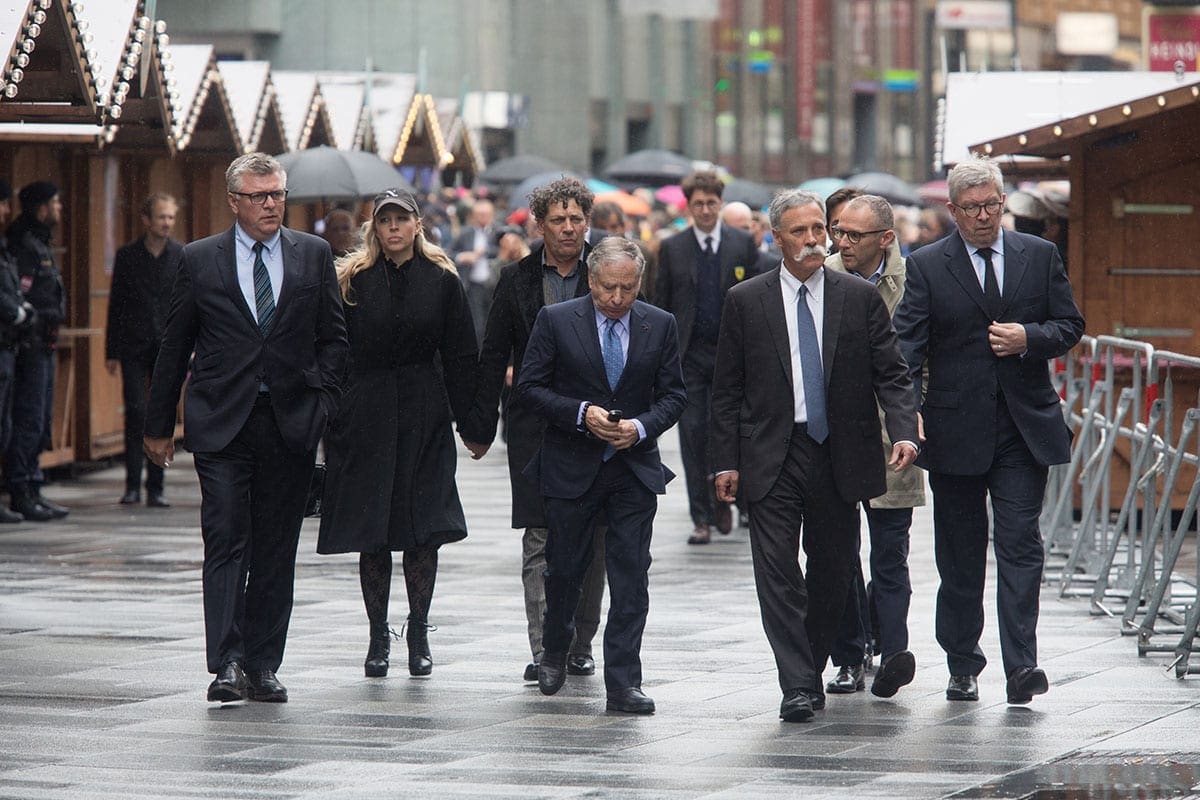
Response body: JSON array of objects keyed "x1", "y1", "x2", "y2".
[
  {"x1": 693, "y1": 224, "x2": 721, "y2": 253},
  {"x1": 234, "y1": 224, "x2": 283, "y2": 324},
  {"x1": 967, "y1": 234, "x2": 1005, "y2": 294},
  {"x1": 778, "y1": 265, "x2": 825, "y2": 424}
]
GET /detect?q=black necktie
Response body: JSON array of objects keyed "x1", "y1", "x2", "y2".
[
  {"x1": 979, "y1": 246, "x2": 1000, "y2": 319},
  {"x1": 704, "y1": 235, "x2": 714, "y2": 255}
]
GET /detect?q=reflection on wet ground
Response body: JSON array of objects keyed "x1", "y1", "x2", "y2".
[{"x1": 1, "y1": 437, "x2": 1198, "y2": 798}]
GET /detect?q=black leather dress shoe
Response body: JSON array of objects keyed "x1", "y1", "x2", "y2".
[
  {"x1": 946, "y1": 674, "x2": 979, "y2": 701},
  {"x1": 566, "y1": 653, "x2": 595, "y2": 676},
  {"x1": 826, "y1": 664, "x2": 865, "y2": 694},
  {"x1": 871, "y1": 650, "x2": 916, "y2": 698},
  {"x1": 146, "y1": 492, "x2": 171, "y2": 508},
  {"x1": 780, "y1": 688, "x2": 814, "y2": 722},
  {"x1": 523, "y1": 661, "x2": 539, "y2": 682},
  {"x1": 0, "y1": 505, "x2": 22, "y2": 523},
  {"x1": 1006, "y1": 666, "x2": 1048, "y2": 705},
  {"x1": 119, "y1": 490, "x2": 141, "y2": 505},
  {"x1": 33, "y1": 491, "x2": 68, "y2": 519},
  {"x1": 206, "y1": 662, "x2": 248, "y2": 703},
  {"x1": 246, "y1": 669, "x2": 288, "y2": 702},
  {"x1": 11, "y1": 491, "x2": 54, "y2": 522},
  {"x1": 538, "y1": 651, "x2": 567, "y2": 696},
  {"x1": 607, "y1": 687, "x2": 655, "y2": 714}
]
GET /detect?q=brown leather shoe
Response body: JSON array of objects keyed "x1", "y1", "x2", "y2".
[
  {"x1": 687, "y1": 524, "x2": 712, "y2": 545},
  {"x1": 714, "y1": 502, "x2": 733, "y2": 535}
]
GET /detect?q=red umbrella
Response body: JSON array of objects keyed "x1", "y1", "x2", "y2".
[
  {"x1": 917, "y1": 180, "x2": 949, "y2": 204},
  {"x1": 596, "y1": 190, "x2": 651, "y2": 217}
]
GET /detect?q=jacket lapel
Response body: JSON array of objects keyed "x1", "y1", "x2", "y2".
[
  {"x1": 571, "y1": 300, "x2": 607, "y2": 388},
  {"x1": 272, "y1": 228, "x2": 299, "y2": 323},
  {"x1": 217, "y1": 227, "x2": 257, "y2": 330},
  {"x1": 760, "y1": 268, "x2": 793, "y2": 387},
  {"x1": 515, "y1": 251, "x2": 544, "y2": 331},
  {"x1": 944, "y1": 234, "x2": 990, "y2": 318},
  {"x1": 821, "y1": 269, "x2": 843, "y2": 389},
  {"x1": 615, "y1": 304, "x2": 648, "y2": 393},
  {"x1": 998, "y1": 229, "x2": 1028, "y2": 317}
]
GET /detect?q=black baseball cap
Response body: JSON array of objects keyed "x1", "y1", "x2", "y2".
[{"x1": 373, "y1": 188, "x2": 419, "y2": 217}]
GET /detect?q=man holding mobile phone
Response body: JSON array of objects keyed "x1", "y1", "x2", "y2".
[{"x1": 516, "y1": 237, "x2": 686, "y2": 715}]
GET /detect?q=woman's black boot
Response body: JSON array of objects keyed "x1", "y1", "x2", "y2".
[
  {"x1": 405, "y1": 617, "x2": 434, "y2": 676},
  {"x1": 364, "y1": 621, "x2": 392, "y2": 677}
]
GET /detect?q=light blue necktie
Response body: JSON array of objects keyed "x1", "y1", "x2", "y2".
[
  {"x1": 603, "y1": 317, "x2": 623, "y2": 389},
  {"x1": 601, "y1": 318, "x2": 624, "y2": 460},
  {"x1": 252, "y1": 241, "x2": 275, "y2": 334},
  {"x1": 796, "y1": 285, "x2": 828, "y2": 443}
]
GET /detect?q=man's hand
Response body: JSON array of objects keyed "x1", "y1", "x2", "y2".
[
  {"x1": 917, "y1": 411, "x2": 925, "y2": 443},
  {"x1": 144, "y1": 435, "x2": 174, "y2": 468},
  {"x1": 888, "y1": 441, "x2": 918, "y2": 472},
  {"x1": 988, "y1": 322, "x2": 1027, "y2": 358},
  {"x1": 504, "y1": 365, "x2": 514, "y2": 388},
  {"x1": 105, "y1": 359, "x2": 119, "y2": 376},
  {"x1": 714, "y1": 471, "x2": 739, "y2": 503},
  {"x1": 461, "y1": 438, "x2": 489, "y2": 460},
  {"x1": 584, "y1": 404, "x2": 621, "y2": 441},
  {"x1": 609, "y1": 420, "x2": 640, "y2": 451}
]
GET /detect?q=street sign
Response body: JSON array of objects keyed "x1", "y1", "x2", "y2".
[{"x1": 1145, "y1": 7, "x2": 1200, "y2": 71}]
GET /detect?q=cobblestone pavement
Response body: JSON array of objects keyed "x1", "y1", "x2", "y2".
[{"x1": 1, "y1": 434, "x2": 1198, "y2": 799}]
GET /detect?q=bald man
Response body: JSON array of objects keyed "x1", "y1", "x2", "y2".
[{"x1": 722, "y1": 202, "x2": 779, "y2": 276}]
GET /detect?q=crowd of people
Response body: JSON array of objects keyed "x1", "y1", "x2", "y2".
[{"x1": 0, "y1": 149, "x2": 1082, "y2": 725}]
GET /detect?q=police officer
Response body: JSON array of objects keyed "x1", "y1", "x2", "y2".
[
  {"x1": 6, "y1": 181, "x2": 68, "y2": 522},
  {"x1": 0, "y1": 179, "x2": 35, "y2": 522}
]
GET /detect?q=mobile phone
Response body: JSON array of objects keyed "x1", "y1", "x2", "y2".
[{"x1": 607, "y1": 409, "x2": 623, "y2": 422}]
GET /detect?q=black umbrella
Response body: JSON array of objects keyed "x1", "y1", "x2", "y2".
[
  {"x1": 604, "y1": 149, "x2": 696, "y2": 188},
  {"x1": 274, "y1": 146, "x2": 414, "y2": 204},
  {"x1": 845, "y1": 172, "x2": 921, "y2": 206},
  {"x1": 510, "y1": 170, "x2": 582, "y2": 210},
  {"x1": 723, "y1": 178, "x2": 776, "y2": 209},
  {"x1": 479, "y1": 154, "x2": 565, "y2": 186}
]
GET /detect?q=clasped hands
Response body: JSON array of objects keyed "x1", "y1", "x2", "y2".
[
  {"x1": 584, "y1": 404, "x2": 639, "y2": 451},
  {"x1": 988, "y1": 321, "x2": 1026, "y2": 359}
]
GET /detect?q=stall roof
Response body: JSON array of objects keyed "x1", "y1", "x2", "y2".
[
  {"x1": 395, "y1": 93, "x2": 449, "y2": 168},
  {"x1": 971, "y1": 78, "x2": 1200, "y2": 159},
  {"x1": 939, "y1": 71, "x2": 1200, "y2": 169},
  {"x1": 316, "y1": 73, "x2": 371, "y2": 151},
  {"x1": 434, "y1": 96, "x2": 484, "y2": 174},
  {"x1": 216, "y1": 60, "x2": 285, "y2": 154},
  {"x1": 0, "y1": 0, "x2": 98, "y2": 121},
  {"x1": 103, "y1": 19, "x2": 184, "y2": 152},
  {"x1": 272, "y1": 70, "x2": 334, "y2": 150},
  {"x1": 167, "y1": 43, "x2": 240, "y2": 152}
]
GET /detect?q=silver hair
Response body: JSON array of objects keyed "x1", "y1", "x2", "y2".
[
  {"x1": 226, "y1": 152, "x2": 287, "y2": 193},
  {"x1": 587, "y1": 235, "x2": 645, "y2": 278},
  {"x1": 769, "y1": 189, "x2": 824, "y2": 230},
  {"x1": 846, "y1": 194, "x2": 895, "y2": 230},
  {"x1": 946, "y1": 154, "x2": 1002, "y2": 204}
]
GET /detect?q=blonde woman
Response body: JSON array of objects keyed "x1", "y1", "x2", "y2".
[{"x1": 318, "y1": 188, "x2": 481, "y2": 678}]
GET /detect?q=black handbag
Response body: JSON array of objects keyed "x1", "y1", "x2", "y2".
[{"x1": 305, "y1": 463, "x2": 326, "y2": 517}]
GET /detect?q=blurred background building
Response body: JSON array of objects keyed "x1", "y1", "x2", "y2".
[{"x1": 159, "y1": 0, "x2": 1171, "y2": 185}]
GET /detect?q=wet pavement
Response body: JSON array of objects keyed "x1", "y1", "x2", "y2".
[{"x1": 1, "y1": 434, "x2": 1198, "y2": 799}]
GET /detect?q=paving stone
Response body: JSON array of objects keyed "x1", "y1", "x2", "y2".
[{"x1": 1, "y1": 433, "x2": 1198, "y2": 798}]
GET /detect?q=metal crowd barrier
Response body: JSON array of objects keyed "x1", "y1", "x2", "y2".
[{"x1": 1038, "y1": 337, "x2": 1200, "y2": 678}]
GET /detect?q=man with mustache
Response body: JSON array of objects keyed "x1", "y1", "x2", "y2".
[{"x1": 709, "y1": 189, "x2": 918, "y2": 722}]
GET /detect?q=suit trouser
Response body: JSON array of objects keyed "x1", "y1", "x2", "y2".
[
  {"x1": 521, "y1": 524, "x2": 606, "y2": 660},
  {"x1": 119, "y1": 351, "x2": 165, "y2": 494},
  {"x1": 830, "y1": 505, "x2": 914, "y2": 666},
  {"x1": 929, "y1": 398, "x2": 1047, "y2": 679},
  {"x1": 543, "y1": 457, "x2": 656, "y2": 692},
  {"x1": 192, "y1": 395, "x2": 316, "y2": 674},
  {"x1": 5, "y1": 346, "x2": 52, "y2": 490},
  {"x1": 678, "y1": 339, "x2": 717, "y2": 525},
  {"x1": 0, "y1": 348, "x2": 15, "y2": 456},
  {"x1": 747, "y1": 426, "x2": 859, "y2": 693}
]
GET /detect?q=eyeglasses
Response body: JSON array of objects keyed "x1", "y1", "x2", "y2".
[
  {"x1": 230, "y1": 190, "x2": 288, "y2": 205},
  {"x1": 951, "y1": 200, "x2": 1002, "y2": 218},
  {"x1": 831, "y1": 226, "x2": 888, "y2": 245}
]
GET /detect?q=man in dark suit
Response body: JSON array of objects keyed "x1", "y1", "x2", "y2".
[
  {"x1": 144, "y1": 152, "x2": 348, "y2": 704},
  {"x1": 655, "y1": 170, "x2": 758, "y2": 545},
  {"x1": 517, "y1": 236, "x2": 686, "y2": 715},
  {"x1": 710, "y1": 189, "x2": 918, "y2": 723},
  {"x1": 467, "y1": 177, "x2": 607, "y2": 683},
  {"x1": 893, "y1": 155, "x2": 1083, "y2": 705},
  {"x1": 722, "y1": 201, "x2": 780, "y2": 283},
  {"x1": 105, "y1": 192, "x2": 183, "y2": 508},
  {"x1": 451, "y1": 198, "x2": 499, "y2": 341}
]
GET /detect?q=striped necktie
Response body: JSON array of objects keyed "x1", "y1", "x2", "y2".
[{"x1": 252, "y1": 241, "x2": 275, "y2": 333}]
